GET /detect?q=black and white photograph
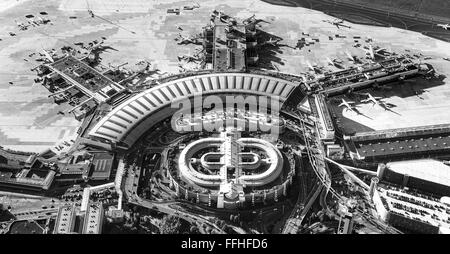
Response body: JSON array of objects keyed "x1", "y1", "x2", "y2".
[{"x1": 0, "y1": 0, "x2": 450, "y2": 243}]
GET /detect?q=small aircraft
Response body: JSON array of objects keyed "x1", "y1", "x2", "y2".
[
  {"x1": 183, "y1": 2, "x2": 200, "y2": 10},
  {"x1": 306, "y1": 61, "x2": 315, "y2": 71},
  {"x1": 345, "y1": 51, "x2": 357, "y2": 62},
  {"x1": 262, "y1": 37, "x2": 282, "y2": 47},
  {"x1": 33, "y1": 16, "x2": 50, "y2": 25},
  {"x1": 322, "y1": 19, "x2": 351, "y2": 29},
  {"x1": 326, "y1": 57, "x2": 344, "y2": 68},
  {"x1": 174, "y1": 34, "x2": 202, "y2": 45},
  {"x1": 40, "y1": 49, "x2": 55, "y2": 63},
  {"x1": 177, "y1": 54, "x2": 202, "y2": 63},
  {"x1": 243, "y1": 14, "x2": 256, "y2": 24},
  {"x1": 212, "y1": 10, "x2": 232, "y2": 24},
  {"x1": 306, "y1": 61, "x2": 324, "y2": 74},
  {"x1": 362, "y1": 44, "x2": 387, "y2": 60},
  {"x1": 242, "y1": 14, "x2": 269, "y2": 27},
  {"x1": 360, "y1": 93, "x2": 400, "y2": 114},
  {"x1": 338, "y1": 99, "x2": 357, "y2": 112},
  {"x1": 361, "y1": 93, "x2": 383, "y2": 106},
  {"x1": 437, "y1": 23, "x2": 450, "y2": 30}
]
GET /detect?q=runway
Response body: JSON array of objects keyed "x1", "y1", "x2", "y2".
[{"x1": 263, "y1": 0, "x2": 450, "y2": 42}]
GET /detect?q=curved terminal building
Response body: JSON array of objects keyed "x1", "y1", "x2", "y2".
[
  {"x1": 88, "y1": 72, "x2": 298, "y2": 147},
  {"x1": 87, "y1": 71, "x2": 300, "y2": 209}
]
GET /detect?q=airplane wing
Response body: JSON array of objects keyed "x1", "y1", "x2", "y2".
[
  {"x1": 326, "y1": 58, "x2": 333, "y2": 65},
  {"x1": 345, "y1": 52, "x2": 354, "y2": 61},
  {"x1": 42, "y1": 50, "x2": 55, "y2": 63},
  {"x1": 369, "y1": 49, "x2": 375, "y2": 59}
]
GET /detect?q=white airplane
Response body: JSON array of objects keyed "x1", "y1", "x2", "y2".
[
  {"x1": 177, "y1": 54, "x2": 202, "y2": 63},
  {"x1": 437, "y1": 23, "x2": 450, "y2": 30},
  {"x1": 326, "y1": 57, "x2": 344, "y2": 68},
  {"x1": 174, "y1": 34, "x2": 202, "y2": 45},
  {"x1": 322, "y1": 19, "x2": 351, "y2": 29},
  {"x1": 345, "y1": 51, "x2": 356, "y2": 62},
  {"x1": 361, "y1": 93, "x2": 383, "y2": 106},
  {"x1": 41, "y1": 49, "x2": 55, "y2": 63},
  {"x1": 362, "y1": 44, "x2": 387, "y2": 60},
  {"x1": 306, "y1": 61, "x2": 323, "y2": 73},
  {"x1": 263, "y1": 37, "x2": 282, "y2": 46},
  {"x1": 338, "y1": 99, "x2": 357, "y2": 112},
  {"x1": 306, "y1": 60, "x2": 316, "y2": 71},
  {"x1": 326, "y1": 57, "x2": 334, "y2": 66},
  {"x1": 364, "y1": 44, "x2": 375, "y2": 59},
  {"x1": 33, "y1": 16, "x2": 50, "y2": 25}
]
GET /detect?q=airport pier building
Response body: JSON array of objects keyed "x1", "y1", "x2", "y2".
[
  {"x1": 305, "y1": 56, "x2": 428, "y2": 96},
  {"x1": 345, "y1": 124, "x2": 450, "y2": 162}
]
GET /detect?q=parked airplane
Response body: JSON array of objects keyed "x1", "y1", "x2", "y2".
[
  {"x1": 437, "y1": 23, "x2": 450, "y2": 30},
  {"x1": 306, "y1": 61, "x2": 324, "y2": 74},
  {"x1": 41, "y1": 49, "x2": 55, "y2": 63},
  {"x1": 242, "y1": 14, "x2": 269, "y2": 26},
  {"x1": 174, "y1": 34, "x2": 202, "y2": 45},
  {"x1": 33, "y1": 16, "x2": 50, "y2": 25},
  {"x1": 322, "y1": 19, "x2": 351, "y2": 29},
  {"x1": 177, "y1": 54, "x2": 202, "y2": 63},
  {"x1": 338, "y1": 99, "x2": 357, "y2": 112},
  {"x1": 345, "y1": 51, "x2": 356, "y2": 62},
  {"x1": 362, "y1": 44, "x2": 387, "y2": 60},
  {"x1": 361, "y1": 93, "x2": 383, "y2": 106},
  {"x1": 360, "y1": 93, "x2": 401, "y2": 114},
  {"x1": 183, "y1": 2, "x2": 200, "y2": 10},
  {"x1": 326, "y1": 57, "x2": 344, "y2": 68},
  {"x1": 262, "y1": 37, "x2": 282, "y2": 47}
]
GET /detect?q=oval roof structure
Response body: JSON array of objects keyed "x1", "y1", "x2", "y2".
[{"x1": 88, "y1": 72, "x2": 298, "y2": 147}]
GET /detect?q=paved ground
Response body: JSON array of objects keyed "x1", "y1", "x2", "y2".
[
  {"x1": 1, "y1": 0, "x2": 450, "y2": 151},
  {"x1": 0, "y1": 193, "x2": 63, "y2": 214}
]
